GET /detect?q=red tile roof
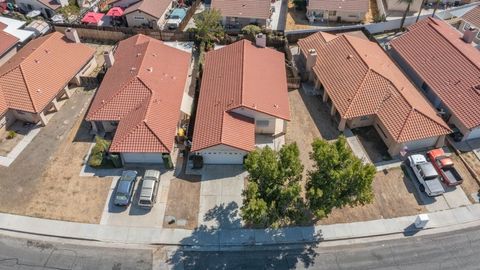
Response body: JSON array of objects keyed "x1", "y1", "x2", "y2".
[
  {"x1": 86, "y1": 34, "x2": 191, "y2": 153},
  {"x1": 124, "y1": 0, "x2": 171, "y2": 19},
  {"x1": 0, "y1": 32, "x2": 94, "y2": 114},
  {"x1": 308, "y1": 0, "x2": 369, "y2": 13},
  {"x1": 461, "y1": 6, "x2": 480, "y2": 28},
  {"x1": 0, "y1": 28, "x2": 18, "y2": 57},
  {"x1": 298, "y1": 31, "x2": 450, "y2": 143},
  {"x1": 211, "y1": 0, "x2": 271, "y2": 20},
  {"x1": 191, "y1": 40, "x2": 290, "y2": 152},
  {"x1": 391, "y1": 18, "x2": 480, "y2": 130}
]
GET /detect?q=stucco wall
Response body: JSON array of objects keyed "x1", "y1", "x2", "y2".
[
  {"x1": 222, "y1": 17, "x2": 268, "y2": 28},
  {"x1": 126, "y1": 11, "x2": 160, "y2": 29},
  {"x1": 231, "y1": 107, "x2": 282, "y2": 135},
  {"x1": 0, "y1": 46, "x2": 17, "y2": 66},
  {"x1": 347, "y1": 115, "x2": 375, "y2": 129},
  {"x1": 306, "y1": 9, "x2": 366, "y2": 22},
  {"x1": 385, "y1": 0, "x2": 422, "y2": 12}
]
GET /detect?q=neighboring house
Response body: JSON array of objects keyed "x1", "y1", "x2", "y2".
[
  {"x1": 390, "y1": 18, "x2": 480, "y2": 142},
  {"x1": 191, "y1": 38, "x2": 290, "y2": 165},
  {"x1": 86, "y1": 34, "x2": 191, "y2": 164},
  {"x1": 297, "y1": 31, "x2": 450, "y2": 156},
  {"x1": 0, "y1": 30, "x2": 96, "y2": 133},
  {"x1": 306, "y1": 0, "x2": 368, "y2": 23},
  {"x1": 0, "y1": 16, "x2": 35, "y2": 43},
  {"x1": 385, "y1": 0, "x2": 422, "y2": 13},
  {"x1": 122, "y1": 0, "x2": 173, "y2": 29},
  {"x1": 458, "y1": 6, "x2": 480, "y2": 46},
  {"x1": 0, "y1": 23, "x2": 19, "y2": 66},
  {"x1": 15, "y1": 0, "x2": 68, "y2": 18},
  {"x1": 211, "y1": 0, "x2": 272, "y2": 29}
]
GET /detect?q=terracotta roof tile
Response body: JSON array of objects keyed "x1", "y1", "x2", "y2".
[
  {"x1": 87, "y1": 34, "x2": 191, "y2": 153},
  {"x1": 124, "y1": 0, "x2": 171, "y2": 19},
  {"x1": 0, "y1": 30, "x2": 18, "y2": 57},
  {"x1": 211, "y1": 0, "x2": 271, "y2": 20},
  {"x1": 191, "y1": 40, "x2": 290, "y2": 152},
  {"x1": 462, "y1": 6, "x2": 480, "y2": 28},
  {"x1": 0, "y1": 32, "x2": 95, "y2": 113},
  {"x1": 391, "y1": 18, "x2": 480, "y2": 129},
  {"x1": 308, "y1": 0, "x2": 369, "y2": 13},
  {"x1": 298, "y1": 31, "x2": 450, "y2": 143}
]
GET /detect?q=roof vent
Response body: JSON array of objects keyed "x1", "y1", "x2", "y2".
[
  {"x1": 130, "y1": 67, "x2": 137, "y2": 72},
  {"x1": 347, "y1": 54, "x2": 353, "y2": 59},
  {"x1": 34, "y1": 59, "x2": 40, "y2": 63},
  {"x1": 101, "y1": 100, "x2": 105, "y2": 104},
  {"x1": 152, "y1": 53, "x2": 157, "y2": 57},
  {"x1": 36, "y1": 89, "x2": 41, "y2": 92},
  {"x1": 273, "y1": 104, "x2": 279, "y2": 108},
  {"x1": 473, "y1": 85, "x2": 480, "y2": 94},
  {"x1": 171, "y1": 76, "x2": 176, "y2": 80},
  {"x1": 147, "y1": 67, "x2": 153, "y2": 72},
  {"x1": 136, "y1": 53, "x2": 142, "y2": 57},
  {"x1": 44, "y1": 49, "x2": 50, "y2": 54}
]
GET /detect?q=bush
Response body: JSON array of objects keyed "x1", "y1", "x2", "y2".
[
  {"x1": 6, "y1": 130, "x2": 16, "y2": 140},
  {"x1": 241, "y1": 25, "x2": 262, "y2": 37},
  {"x1": 88, "y1": 136, "x2": 111, "y2": 167}
]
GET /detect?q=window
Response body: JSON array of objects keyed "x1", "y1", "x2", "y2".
[
  {"x1": 348, "y1": 15, "x2": 358, "y2": 18},
  {"x1": 360, "y1": 116, "x2": 369, "y2": 121},
  {"x1": 376, "y1": 123, "x2": 387, "y2": 138},
  {"x1": 463, "y1": 23, "x2": 471, "y2": 31},
  {"x1": 134, "y1": 16, "x2": 145, "y2": 20},
  {"x1": 256, "y1": 120, "x2": 269, "y2": 127},
  {"x1": 110, "y1": 121, "x2": 118, "y2": 127},
  {"x1": 328, "y1": 10, "x2": 337, "y2": 16}
]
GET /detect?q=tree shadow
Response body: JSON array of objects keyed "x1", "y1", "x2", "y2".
[{"x1": 167, "y1": 201, "x2": 321, "y2": 269}]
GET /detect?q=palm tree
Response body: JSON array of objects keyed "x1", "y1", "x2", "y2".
[
  {"x1": 398, "y1": 0, "x2": 415, "y2": 31},
  {"x1": 416, "y1": 0, "x2": 426, "y2": 22},
  {"x1": 432, "y1": 0, "x2": 442, "y2": 18}
]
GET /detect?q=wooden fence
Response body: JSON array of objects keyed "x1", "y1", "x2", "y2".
[{"x1": 177, "y1": 0, "x2": 201, "y2": 31}]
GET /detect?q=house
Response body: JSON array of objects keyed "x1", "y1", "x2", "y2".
[
  {"x1": 457, "y1": 6, "x2": 480, "y2": 46},
  {"x1": 211, "y1": 0, "x2": 272, "y2": 29},
  {"x1": 297, "y1": 31, "x2": 450, "y2": 156},
  {"x1": 384, "y1": 0, "x2": 422, "y2": 14},
  {"x1": 0, "y1": 16, "x2": 35, "y2": 43},
  {"x1": 15, "y1": 0, "x2": 68, "y2": 18},
  {"x1": 86, "y1": 34, "x2": 191, "y2": 164},
  {"x1": 0, "y1": 29, "x2": 96, "y2": 132},
  {"x1": 390, "y1": 18, "x2": 480, "y2": 142},
  {"x1": 0, "y1": 23, "x2": 19, "y2": 66},
  {"x1": 306, "y1": 0, "x2": 368, "y2": 23},
  {"x1": 120, "y1": 0, "x2": 173, "y2": 29},
  {"x1": 191, "y1": 37, "x2": 290, "y2": 164}
]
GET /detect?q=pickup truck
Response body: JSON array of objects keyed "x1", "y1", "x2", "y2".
[
  {"x1": 427, "y1": 148, "x2": 463, "y2": 186},
  {"x1": 408, "y1": 154, "x2": 445, "y2": 197}
]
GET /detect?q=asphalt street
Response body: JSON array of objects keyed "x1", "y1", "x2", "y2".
[{"x1": 2, "y1": 226, "x2": 480, "y2": 269}]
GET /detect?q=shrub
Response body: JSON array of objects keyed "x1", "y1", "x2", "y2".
[
  {"x1": 241, "y1": 25, "x2": 262, "y2": 37},
  {"x1": 6, "y1": 130, "x2": 16, "y2": 140},
  {"x1": 87, "y1": 136, "x2": 111, "y2": 167}
]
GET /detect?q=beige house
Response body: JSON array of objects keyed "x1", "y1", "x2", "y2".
[
  {"x1": 307, "y1": 0, "x2": 369, "y2": 23},
  {"x1": 211, "y1": 0, "x2": 272, "y2": 29},
  {"x1": 297, "y1": 31, "x2": 450, "y2": 156},
  {"x1": 0, "y1": 29, "x2": 96, "y2": 132},
  {"x1": 123, "y1": 0, "x2": 173, "y2": 29},
  {"x1": 458, "y1": 6, "x2": 480, "y2": 46}
]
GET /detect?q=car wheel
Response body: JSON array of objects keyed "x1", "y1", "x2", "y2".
[{"x1": 419, "y1": 184, "x2": 425, "y2": 193}]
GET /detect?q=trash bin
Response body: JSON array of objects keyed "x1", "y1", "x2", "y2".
[
  {"x1": 414, "y1": 214, "x2": 429, "y2": 229},
  {"x1": 162, "y1": 154, "x2": 173, "y2": 169}
]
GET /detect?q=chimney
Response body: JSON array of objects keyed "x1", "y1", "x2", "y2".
[
  {"x1": 255, "y1": 33, "x2": 267, "y2": 48},
  {"x1": 103, "y1": 51, "x2": 115, "y2": 68},
  {"x1": 65, "y1": 28, "x2": 80, "y2": 43},
  {"x1": 463, "y1": 27, "x2": 478, "y2": 44},
  {"x1": 306, "y1": 49, "x2": 317, "y2": 72}
]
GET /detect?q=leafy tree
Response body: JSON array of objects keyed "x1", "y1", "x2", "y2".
[
  {"x1": 306, "y1": 136, "x2": 376, "y2": 219},
  {"x1": 292, "y1": 0, "x2": 306, "y2": 10},
  {"x1": 398, "y1": 0, "x2": 415, "y2": 31},
  {"x1": 193, "y1": 9, "x2": 224, "y2": 48},
  {"x1": 241, "y1": 143, "x2": 305, "y2": 228},
  {"x1": 241, "y1": 25, "x2": 262, "y2": 37}
]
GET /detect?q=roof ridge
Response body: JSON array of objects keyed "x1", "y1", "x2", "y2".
[
  {"x1": 395, "y1": 108, "x2": 414, "y2": 141},
  {"x1": 17, "y1": 65, "x2": 38, "y2": 112},
  {"x1": 240, "y1": 40, "x2": 247, "y2": 108},
  {"x1": 143, "y1": 118, "x2": 171, "y2": 152},
  {"x1": 344, "y1": 69, "x2": 371, "y2": 118},
  {"x1": 426, "y1": 18, "x2": 480, "y2": 70},
  {"x1": 410, "y1": 106, "x2": 450, "y2": 130}
]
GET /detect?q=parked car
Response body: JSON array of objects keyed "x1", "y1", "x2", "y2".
[
  {"x1": 427, "y1": 149, "x2": 463, "y2": 186},
  {"x1": 138, "y1": 169, "x2": 161, "y2": 208},
  {"x1": 113, "y1": 170, "x2": 138, "y2": 206},
  {"x1": 408, "y1": 154, "x2": 445, "y2": 197}
]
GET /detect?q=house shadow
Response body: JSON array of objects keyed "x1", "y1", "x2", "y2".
[
  {"x1": 73, "y1": 119, "x2": 95, "y2": 143},
  {"x1": 167, "y1": 201, "x2": 321, "y2": 269}
]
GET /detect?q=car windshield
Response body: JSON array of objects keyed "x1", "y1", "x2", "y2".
[
  {"x1": 116, "y1": 193, "x2": 128, "y2": 201},
  {"x1": 425, "y1": 175, "x2": 438, "y2": 181}
]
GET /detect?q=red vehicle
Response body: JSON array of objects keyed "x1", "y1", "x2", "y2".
[{"x1": 427, "y1": 149, "x2": 463, "y2": 186}]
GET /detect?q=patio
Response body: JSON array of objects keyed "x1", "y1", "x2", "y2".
[
  {"x1": 0, "y1": 121, "x2": 40, "y2": 157},
  {"x1": 352, "y1": 126, "x2": 392, "y2": 163}
]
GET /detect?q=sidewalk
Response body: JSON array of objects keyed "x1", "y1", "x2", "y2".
[{"x1": 1, "y1": 204, "x2": 480, "y2": 247}]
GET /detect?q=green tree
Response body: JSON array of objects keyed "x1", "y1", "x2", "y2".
[
  {"x1": 398, "y1": 0, "x2": 415, "y2": 31},
  {"x1": 241, "y1": 143, "x2": 305, "y2": 228},
  {"x1": 306, "y1": 136, "x2": 376, "y2": 219},
  {"x1": 241, "y1": 25, "x2": 262, "y2": 37},
  {"x1": 193, "y1": 9, "x2": 224, "y2": 48}
]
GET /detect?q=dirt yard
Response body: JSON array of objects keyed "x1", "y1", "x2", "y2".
[
  {"x1": 286, "y1": 1, "x2": 313, "y2": 31},
  {"x1": 286, "y1": 89, "x2": 340, "y2": 178},
  {"x1": 163, "y1": 175, "x2": 201, "y2": 230},
  {"x1": 458, "y1": 152, "x2": 480, "y2": 202},
  {"x1": 318, "y1": 168, "x2": 426, "y2": 225},
  {"x1": 365, "y1": 0, "x2": 379, "y2": 23},
  {"x1": 23, "y1": 104, "x2": 111, "y2": 223}
]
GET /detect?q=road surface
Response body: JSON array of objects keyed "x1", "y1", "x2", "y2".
[{"x1": 2, "y1": 226, "x2": 480, "y2": 269}]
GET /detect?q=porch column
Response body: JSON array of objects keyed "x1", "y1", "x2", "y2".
[
  {"x1": 330, "y1": 105, "x2": 336, "y2": 116},
  {"x1": 51, "y1": 99, "x2": 60, "y2": 112},
  {"x1": 39, "y1": 111, "x2": 48, "y2": 126},
  {"x1": 71, "y1": 74, "x2": 81, "y2": 86},
  {"x1": 435, "y1": 135, "x2": 446, "y2": 148},
  {"x1": 90, "y1": 121, "x2": 98, "y2": 133},
  {"x1": 323, "y1": 91, "x2": 328, "y2": 103},
  {"x1": 64, "y1": 86, "x2": 72, "y2": 99},
  {"x1": 314, "y1": 79, "x2": 320, "y2": 90},
  {"x1": 338, "y1": 118, "x2": 346, "y2": 131}
]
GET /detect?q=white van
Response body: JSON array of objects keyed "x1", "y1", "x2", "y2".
[{"x1": 138, "y1": 169, "x2": 160, "y2": 208}]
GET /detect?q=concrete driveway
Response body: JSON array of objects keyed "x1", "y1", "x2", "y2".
[
  {"x1": 198, "y1": 165, "x2": 246, "y2": 228},
  {"x1": 404, "y1": 164, "x2": 471, "y2": 212},
  {"x1": 99, "y1": 168, "x2": 172, "y2": 228}
]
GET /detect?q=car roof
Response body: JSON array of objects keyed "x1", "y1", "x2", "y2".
[
  {"x1": 144, "y1": 169, "x2": 160, "y2": 179},
  {"x1": 419, "y1": 163, "x2": 438, "y2": 177},
  {"x1": 410, "y1": 154, "x2": 427, "y2": 164},
  {"x1": 117, "y1": 180, "x2": 132, "y2": 192},
  {"x1": 120, "y1": 170, "x2": 137, "y2": 181}
]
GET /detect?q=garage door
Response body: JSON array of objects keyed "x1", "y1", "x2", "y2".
[
  {"x1": 201, "y1": 151, "x2": 245, "y2": 164},
  {"x1": 122, "y1": 153, "x2": 164, "y2": 164},
  {"x1": 404, "y1": 137, "x2": 438, "y2": 151}
]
